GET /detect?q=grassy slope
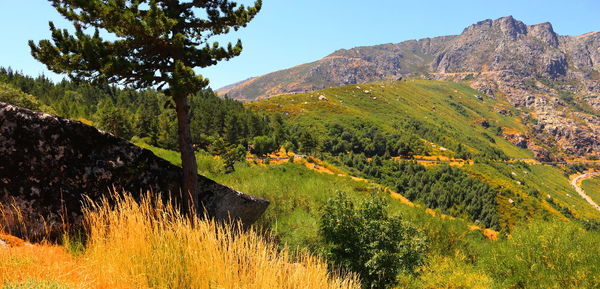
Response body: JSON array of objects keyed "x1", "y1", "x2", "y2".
[
  {"x1": 139, "y1": 143, "x2": 600, "y2": 288},
  {"x1": 581, "y1": 177, "x2": 600, "y2": 206},
  {"x1": 463, "y1": 162, "x2": 600, "y2": 227},
  {"x1": 246, "y1": 79, "x2": 600, "y2": 225},
  {"x1": 136, "y1": 142, "x2": 486, "y2": 252},
  {"x1": 247, "y1": 79, "x2": 533, "y2": 158}
]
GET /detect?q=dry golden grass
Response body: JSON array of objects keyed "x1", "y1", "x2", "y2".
[
  {"x1": 0, "y1": 244, "x2": 94, "y2": 288},
  {"x1": 82, "y1": 193, "x2": 359, "y2": 289},
  {"x1": 0, "y1": 193, "x2": 359, "y2": 289},
  {"x1": 0, "y1": 197, "x2": 59, "y2": 242}
]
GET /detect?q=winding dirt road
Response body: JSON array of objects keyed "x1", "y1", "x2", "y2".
[{"x1": 570, "y1": 172, "x2": 600, "y2": 211}]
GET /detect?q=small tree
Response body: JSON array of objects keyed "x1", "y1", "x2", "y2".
[
  {"x1": 321, "y1": 193, "x2": 427, "y2": 289},
  {"x1": 251, "y1": 135, "x2": 277, "y2": 156},
  {"x1": 30, "y1": 0, "x2": 261, "y2": 214},
  {"x1": 221, "y1": 143, "x2": 246, "y2": 173},
  {"x1": 95, "y1": 99, "x2": 133, "y2": 139}
]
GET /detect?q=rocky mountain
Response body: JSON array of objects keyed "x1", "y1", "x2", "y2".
[{"x1": 220, "y1": 16, "x2": 599, "y2": 158}]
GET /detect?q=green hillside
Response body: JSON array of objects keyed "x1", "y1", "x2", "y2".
[
  {"x1": 135, "y1": 142, "x2": 478, "y2": 250},
  {"x1": 247, "y1": 79, "x2": 533, "y2": 160},
  {"x1": 140, "y1": 142, "x2": 600, "y2": 289},
  {"x1": 582, "y1": 177, "x2": 600, "y2": 206},
  {"x1": 464, "y1": 162, "x2": 600, "y2": 225},
  {"x1": 246, "y1": 79, "x2": 600, "y2": 229}
]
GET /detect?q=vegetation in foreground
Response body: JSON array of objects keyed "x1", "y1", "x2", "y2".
[
  {"x1": 1, "y1": 193, "x2": 359, "y2": 289},
  {"x1": 140, "y1": 145, "x2": 600, "y2": 289},
  {"x1": 321, "y1": 194, "x2": 427, "y2": 289},
  {"x1": 3, "y1": 159, "x2": 599, "y2": 289},
  {"x1": 1, "y1": 143, "x2": 599, "y2": 288}
]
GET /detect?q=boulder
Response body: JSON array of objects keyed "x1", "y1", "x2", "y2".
[{"x1": 0, "y1": 102, "x2": 269, "y2": 239}]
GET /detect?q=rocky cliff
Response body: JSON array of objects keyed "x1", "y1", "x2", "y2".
[
  {"x1": 220, "y1": 16, "x2": 599, "y2": 158},
  {"x1": 0, "y1": 102, "x2": 269, "y2": 240}
]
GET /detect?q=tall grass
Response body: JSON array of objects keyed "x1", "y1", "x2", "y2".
[
  {"x1": 478, "y1": 219, "x2": 600, "y2": 289},
  {"x1": 80, "y1": 193, "x2": 360, "y2": 289},
  {"x1": 0, "y1": 198, "x2": 56, "y2": 242}
]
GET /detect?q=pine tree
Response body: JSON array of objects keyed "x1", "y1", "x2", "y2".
[{"x1": 29, "y1": 0, "x2": 261, "y2": 214}]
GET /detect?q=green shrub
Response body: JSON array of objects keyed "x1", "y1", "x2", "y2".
[{"x1": 320, "y1": 193, "x2": 427, "y2": 289}]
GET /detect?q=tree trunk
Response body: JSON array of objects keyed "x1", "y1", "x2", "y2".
[{"x1": 173, "y1": 93, "x2": 199, "y2": 215}]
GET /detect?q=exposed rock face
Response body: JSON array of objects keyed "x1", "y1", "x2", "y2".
[
  {"x1": 0, "y1": 102, "x2": 269, "y2": 239},
  {"x1": 220, "y1": 16, "x2": 599, "y2": 159}
]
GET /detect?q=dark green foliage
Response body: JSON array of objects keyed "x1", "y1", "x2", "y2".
[
  {"x1": 0, "y1": 68, "x2": 280, "y2": 153},
  {"x1": 322, "y1": 121, "x2": 429, "y2": 158},
  {"x1": 297, "y1": 129, "x2": 319, "y2": 154},
  {"x1": 222, "y1": 144, "x2": 247, "y2": 173},
  {"x1": 157, "y1": 108, "x2": 179, "y2": 150},
  {"x1": 208, "y1": 137, "x2": 247, "y2": 173},
  {"x1": 29, "y1": 0, "x2": 261, "y2": 92},
  {"x1": 94, "y1": 99, "x2": 133, "y2": 139},
  {"x1": 454, "y1": 143, "x2": 471, "y2": 160},
  {"x1": 565, "y1": 163, "x2": 589, "y2": 176},
  {"x1": 448, "y1": 101, "x2": 467, "y2": 116},
  {"x1": 189, "y1": 91, "x2": 274, "y2": 149},
  {"x1": 581, "y1": 219, "x2": 600, "y2": 232},
  {"x1": 321, "y1": 193, "x2": 426, "y2": 289},
  {"x1": 251, "y1": 135, "x2": 278, "y2": 156},
  {"x1": 332, "y1": 154, "x2": 500, "y2": 229},
  {"x1": 393, "y1": 163, "x2": 500, "y2": 229},
  {"x1": 473, "y1": 145, "x2": 508, "y2": 161}
]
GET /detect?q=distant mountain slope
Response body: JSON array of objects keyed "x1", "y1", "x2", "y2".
[
  {"x1": 247, "y1": 80, "x2": 534, "y2": 160},
  {"x1": 223, "y1": 16, "x2": 599, "y2": 158},
  {"x1": 222, "y1": 16, "x2": 598, "y2": 102},
  {"x1": 246, "y1": 80, "x2": 600, "y2": 225}
]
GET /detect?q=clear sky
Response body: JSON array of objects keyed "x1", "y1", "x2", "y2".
[{"x1": 0, "y1": 0, "x2": 598, "y2": 90}]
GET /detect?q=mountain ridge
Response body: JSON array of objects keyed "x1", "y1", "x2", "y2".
[{"x1": 221, "y1": 16, "x2": 599, "y2": 159}]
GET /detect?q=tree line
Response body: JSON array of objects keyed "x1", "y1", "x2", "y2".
[{"x1": 332, "y1": 153, "x2": 501, "y2": 229}]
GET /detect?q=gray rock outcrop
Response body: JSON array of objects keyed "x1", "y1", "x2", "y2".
[{"x1": 0, "y1": 102, "x2": 269, "y2": 239}]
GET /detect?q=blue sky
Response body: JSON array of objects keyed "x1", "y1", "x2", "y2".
[{"x1": 0, "y1": 0, "x2": 598, "y2": 89}]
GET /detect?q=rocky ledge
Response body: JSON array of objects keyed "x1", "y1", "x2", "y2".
[{"x1": 0, "y1": 102, "x2": 269, "y2": 240}]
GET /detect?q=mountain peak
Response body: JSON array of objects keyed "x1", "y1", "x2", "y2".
[
  {"x1": 221, "y1": 17, "x2": 596, "y2": 104},
  {"x1": 460, "y1": 16, "x2": 560, "y2": 47},
  {"x1": 462, "y1": 16, "x2": 528, "y2": 38},
  {"x1": 495, "y1": 16, "x2": 528, "y2": 37},
  {"x1": 528, "y1": 22, "x2": 559, "y2": 47}
]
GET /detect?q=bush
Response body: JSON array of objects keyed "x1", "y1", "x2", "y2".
[
  {"x1": 479, "y1": 219, "x2": 600, "y2": 288},
  {"x1": 320, "y1": 193, "x2": 427, "y2": 289},
  {"x1": 251, "y1": 135, "x2": 278, "y2": 156}
]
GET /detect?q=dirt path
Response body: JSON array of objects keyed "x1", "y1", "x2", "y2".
[{"x1": 570, "y1": 172, "x2": 600, "y2": 211}]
